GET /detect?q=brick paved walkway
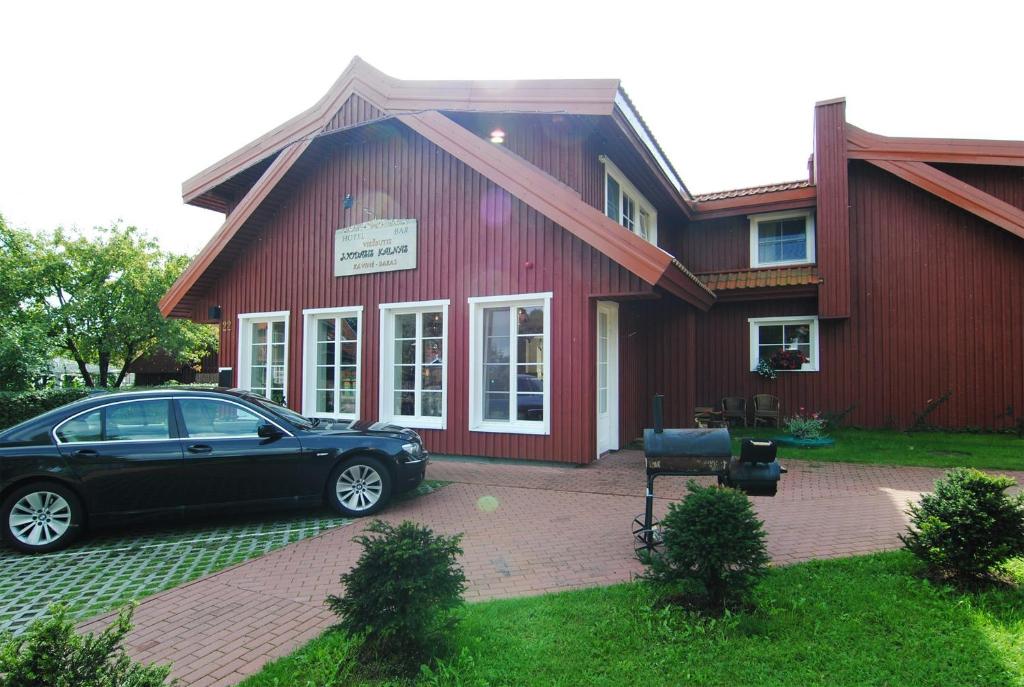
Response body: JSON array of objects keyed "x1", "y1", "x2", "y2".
[{"x1": 77, "y1": 453, "x2": 1022, "y2": 686}]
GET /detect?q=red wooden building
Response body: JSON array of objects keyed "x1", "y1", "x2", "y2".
[{"x1": 161, "y1": 58, "x2": 1024, "y2": 463}]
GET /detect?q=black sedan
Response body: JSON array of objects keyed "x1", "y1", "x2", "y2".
[{"x1": 0, "y1": 388, "x2": 428, "y2": 553}]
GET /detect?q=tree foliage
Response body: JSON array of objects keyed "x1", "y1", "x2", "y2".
[
  {"x1": 0, "y1": 216, "x2": 52, "y2": 390},
  {"x1": 0, "y1": 604, "x2": 173, "y2": 687},
  {"x1": 1, "y1": 216, "x2": 216, "y2": 388}
]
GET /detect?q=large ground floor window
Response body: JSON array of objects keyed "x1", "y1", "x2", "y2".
[
  {"x1": 378, "y1": 300, "x2": 449, "y2": 429},
  {"x1": 238, "y1": 311, "x2": 289, "y2": 404},
  {"x1": 302, "y1": 307, "x2": 362, "y2": 420},
  {"x1": 468, "y1": 292, "x2": 552, "y2": 435}
]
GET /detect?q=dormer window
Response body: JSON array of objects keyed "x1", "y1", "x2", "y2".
[
  {"x1": 748, "y1": 210, "x2": 815, "y2": 268},
  {"x1": 601, "y1": 156, "x2": 658, "y2": 246}
]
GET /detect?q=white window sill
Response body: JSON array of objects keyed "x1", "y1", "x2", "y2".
[
  {"x1": 751, "y1": 259, "x2": 815, "y2": 269},
  {"x1": 470, "y1": 421, "x2": 549, "y2": 436},
  {"x1": 381, "y1": 416, "x2": 446, "y2": 430}
]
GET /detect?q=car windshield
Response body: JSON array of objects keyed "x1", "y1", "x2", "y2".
[{"x1": 242, "y1": 394, "x2": 317, "y2": 430}]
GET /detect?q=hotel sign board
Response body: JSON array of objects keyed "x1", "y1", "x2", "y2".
[{"x1": 334, "y1": 219, "x2": 417, "y2": 277}]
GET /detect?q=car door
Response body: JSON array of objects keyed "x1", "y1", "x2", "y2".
[
  {"x1": 173, "y1": 397, "x2": 313, "y2": 507},
  {"x1": 54, "y1": 398, "x2": 185, "y2": 516}
]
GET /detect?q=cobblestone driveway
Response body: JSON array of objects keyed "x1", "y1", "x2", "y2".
[{"x1": 77, "y1": 452, "x2": 1023, "y2": 686}]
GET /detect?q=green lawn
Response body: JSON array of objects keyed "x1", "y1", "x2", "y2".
[
  {"x1": 240, "y1": 552, "x2": 1024, "y2": 687},
  {"x1": 730, "y1": 427, "x2": 1024, "y2": 471}
]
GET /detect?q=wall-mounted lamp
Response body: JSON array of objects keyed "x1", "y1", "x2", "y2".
[
  {"x1": 343, "y1": 193, "x2": 354, "y2": 209},
  {"x1": 207, "y1": 305, "x2": 222, "y2": 321},
  {"x1": 489, "y1": 128, "x2": 506, "y2": 144}
]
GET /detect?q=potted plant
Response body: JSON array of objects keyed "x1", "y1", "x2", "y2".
[{"x1": 773, "y1": 408, "x2": 836, "y2": 447}]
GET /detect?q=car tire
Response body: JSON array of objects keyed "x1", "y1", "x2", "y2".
[
  {"x1": 2, "y1": 482, "x2": 83, "y2": 554},
  {"x1": 327, "y1": 456, "x2": 393, "y2": 517}
]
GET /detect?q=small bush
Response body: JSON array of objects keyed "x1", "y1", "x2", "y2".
[
  {"x1": 900, "y1": 468, "x2": 1024, "y2": 582},
  {"x1": 642, "y1": 481, "x2": 769, "y2": 614},
  {"x1": 326, "y1": 520, "x2": 466, "y2": 673},
  {"x1": 0, "y1": 387, "x2": 92, "y2": 430},
  {"x1": 0, "y1": 604, "x2": 173, "y2": 687},
  {"x1": 784, "y1": 408, "x2": 827, "y2": 439}
]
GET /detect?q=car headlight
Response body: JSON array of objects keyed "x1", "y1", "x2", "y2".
[{"x1": 402, "y1": 442, "x2": 422, "y2": 458}]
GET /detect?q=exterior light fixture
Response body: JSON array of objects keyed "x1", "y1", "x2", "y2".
[{"x1": 489, "y1": 128, "x2": 505, "y2": 144}]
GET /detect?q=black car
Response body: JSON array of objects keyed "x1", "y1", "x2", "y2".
[{"x1": 0, "y1": 388, "x2": 428, "y2": 553}]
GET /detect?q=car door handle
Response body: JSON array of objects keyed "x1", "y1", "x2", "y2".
[
  {"x1": 187, "y1": 444, "x2": 213, "y2": 454},
  {"x1": 74, "y1": 448, "x2": 98, "y2": 457}
]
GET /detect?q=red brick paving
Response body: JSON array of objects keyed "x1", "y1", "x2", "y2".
[{"x1": 77, "y1": 452, "x2": 1024, "y2": 686}]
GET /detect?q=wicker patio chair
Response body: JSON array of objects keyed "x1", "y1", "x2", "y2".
[
  {"x1": 753, "y1": 394, "x2": 782, "y2": 427},
  {"x1": 720, "y1": 396, "x2": 748, "y2": 427}
]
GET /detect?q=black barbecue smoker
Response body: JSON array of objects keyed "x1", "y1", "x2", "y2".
[{"x1": 633, "y1": 395, "x2": 785, "y2": 553}]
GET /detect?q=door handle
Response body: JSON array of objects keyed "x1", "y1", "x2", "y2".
[
  {"x1": 73, "y1": 448, "x2": 98, "y2": 457},
  {"x1": 187, "y1": 444, "x2": 213, "y2": 454}
]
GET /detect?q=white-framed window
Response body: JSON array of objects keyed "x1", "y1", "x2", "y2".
[
  {"x1": 749, "y1": 210, "x2": 816, "y2": 267},
  {"x1": 748, "y1": 316, "x2": 820, "y2": 372},
  {"x1": 600, "y1": 155, "x2": 658, "y2": 246},
  {"x1": 379, "y1": 300, "x2": 449, "y2": 430},
  {"x1": 238, "y1": 311, "x2": 289, "y2": 404},
  {"x1": 302, "y1": 307, "x2": 362, "y2": 420},
  {"x1": 468, "y1": 292, "x2": 552, "y2": 435}
]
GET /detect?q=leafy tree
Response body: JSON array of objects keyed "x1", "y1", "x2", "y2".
[
  {"x1": 0, "y1": 215, "x2": 52, "y2": 390},
  {"x1": 3, "y1": 218, "x2": 216, "y2": 388}
]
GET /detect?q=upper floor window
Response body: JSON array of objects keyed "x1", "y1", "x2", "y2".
[
  {"x1": 749, "y1": 210, "x2": 815, "y2": 268},
  {"x1": 601, "y1": 156, "x2": 658, "y2": 246}
]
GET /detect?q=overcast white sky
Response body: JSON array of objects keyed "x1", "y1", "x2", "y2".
[{"x1": 1, "y1": 0, "x2": 1021, "y2": 255}]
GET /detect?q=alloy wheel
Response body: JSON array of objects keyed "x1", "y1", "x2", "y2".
[
  {"x1": 336, "y1": 464, "x2": 384, "y2": 512},
  {"x1": 8, "y1": 491, "x2": 73, "y2": 547}
]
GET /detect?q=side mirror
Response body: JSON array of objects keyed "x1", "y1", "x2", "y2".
[{"x1": 257, "y1": 422, "x2": 284, "y2": 439}]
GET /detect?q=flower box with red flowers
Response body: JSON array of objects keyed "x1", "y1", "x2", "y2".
[{"x1": 769, "y1": 348, "x2": 808, "y2": 371}]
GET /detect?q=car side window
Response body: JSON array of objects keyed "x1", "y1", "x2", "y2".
[
  {"x1": 55, "y1": 409, "x2": 103, "y2": 443},
  {"x1": 105, "y1": 401, "x2": 171, "y2": 441},
  {"x1": 54, "y1": 400, "x2": 171, "y2": 443},
  {"x1": 178, "y1": 399, "x2": 264, "y2": 439}
]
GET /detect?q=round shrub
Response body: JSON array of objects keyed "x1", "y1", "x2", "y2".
[
  {"x1": 641, "y1": 481, "x2": 769, "y2": 614},
  {"x1": 326, "y1": 520, "x2": 466, "y2": 673},
  {"x1": 900, "y1": 467, "x2": 1024, "y2": 582}
]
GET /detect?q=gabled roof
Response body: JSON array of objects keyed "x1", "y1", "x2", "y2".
[
  {"x1": 846, "y1": 124, "x2": 1024, "y2": 239},
  {"x1": 160, "y1": 59, "x2": 714, "y2": 318},
  {"x1": 182, "y1": 57, "x2": 679, "y2": 210}
]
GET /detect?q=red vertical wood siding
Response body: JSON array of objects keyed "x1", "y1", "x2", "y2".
[
  {"x1": 190, "y1": 123, "x2": 657, "y2": 463},
  {"x1": 676, "y1": 215, "x2": 750, "y2": 273},
  {"x1": 324, "y1": 95, "x2": 386, "y2": 132},
  {"x1": 814, "y1": 100, "x2": 851, "y2": 318},
  {"x1": 694, "y1": 161, "x2": 1024, "y2": 430}
]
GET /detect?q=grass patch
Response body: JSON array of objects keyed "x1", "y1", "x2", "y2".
[
  {"x1": 730, "y1": 427, "x2": 1024, "y2": 471},
  {"x1": 240, "y1": 551, "x2": 1024, "y2": 686}
]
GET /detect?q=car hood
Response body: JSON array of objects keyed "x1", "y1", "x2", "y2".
[{"x1": 308, "y1": 419, "x2": 421, "y2": 443}]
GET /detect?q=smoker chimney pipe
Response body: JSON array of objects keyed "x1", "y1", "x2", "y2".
[{"x1": 653, "y1": 394, "x2": 664, "y2": 434}]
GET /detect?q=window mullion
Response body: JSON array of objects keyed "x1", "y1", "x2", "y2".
[
  {"x1": 509, "y1": 307, "x2": 517, "y2": 423},
  {"x1": 334, "y1": 317, "x2": 341, "y2": 417},
  {"x1": 414, "y1": 312, "x2": 423, "y2": 418}
]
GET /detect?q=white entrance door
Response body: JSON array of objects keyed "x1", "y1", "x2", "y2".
[{"x1": 596, "y1": 301, "x2": 620, "y2": 457}]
